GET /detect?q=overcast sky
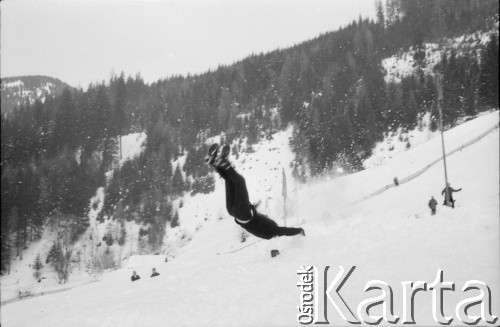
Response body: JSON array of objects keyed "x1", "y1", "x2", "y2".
[{"x1": 1, "y1": 0, "x2": 375, "y2": 88}]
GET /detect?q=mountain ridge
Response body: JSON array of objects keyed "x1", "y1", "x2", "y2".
[{"x1": 1, "y1": 75, "x2": 73, "y2": 115}]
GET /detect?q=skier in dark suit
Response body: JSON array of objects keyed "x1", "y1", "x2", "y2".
[
  {"x1": 131, "y1": 271, "x2": 140, "y2": 282},
  {"x1": 428, "y1": 196, "x2": 438, "y2": 215},
  {"x1": 151, "y1": 268, "x2": 160, "y2": 277},
  {"x1": 205, "y1": 144, "x2": 304, "y2": 240},
  {"x1": 441, "y1": 183, "x2": 462, "y2": 208}
]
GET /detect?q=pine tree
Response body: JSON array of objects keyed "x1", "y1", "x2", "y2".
[
  {"x1": 478, "y1": 35, "x2": 499, "y2": 109},
  {"x1": 8, "y1": 206, "x2": 20, "y2": 258},
  {"x1": 52, "y1": 89, "x2": 78, "y2": 154},
  {"x1": 465, "y1": 58, "x2": 479, "y2": 117},
  {"x1": 1, "y1": 224, "x2": 11, "y2": 273},
  {"x1": 170, "y1": 210, "x2": 180, "y2": 228},
  {"x1": 33, "y1": 253, "x2": 43, "y2": 280},
  {"x1": 114, "y1": 73, "x2": 127, "y2": 158},
  {"x1": 101, "y1": 136, "x2": 118, "y2": 172},
  {"x1": 376, "y1": 0, "x2": 385, "y2": 28}
]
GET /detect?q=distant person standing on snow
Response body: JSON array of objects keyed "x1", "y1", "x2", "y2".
[
  {"x1": 151, "y1": 268, "x2": 160, "y2": 277},
  {"x1": 205, "y1": 144, "x2": 305, "y2": 240},
  {"x1": 441, "y1": 183, "x2": 462, "y2": 208},
  {"x1": 428, "y1": 196, "x2": 438, "y2": 215},
  {"x1": 131, "y1": 271, "x2": 140, "y2": 282}
]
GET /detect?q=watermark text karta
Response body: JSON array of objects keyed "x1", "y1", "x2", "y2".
[{"x1": 296, "y1": 266, "x2": 497, "y2": 325}]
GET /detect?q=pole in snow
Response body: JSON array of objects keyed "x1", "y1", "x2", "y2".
[
  {"x1": 282, "y1": 168, "x2": 287, "y2": 226},
  {"x1": 436, "y1": 73, "x2": 450, "y2": 206}
]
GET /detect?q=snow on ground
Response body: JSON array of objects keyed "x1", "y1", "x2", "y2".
[
  {"x1": 0, "y1": 227, "x2": 96, "y2": 304},
  {"x1": 346, "y1": 110, "x2": 498, "y2": 202},
  {"x1": 3, "y1": 80, "x2": 24, "y2": 88},
  {"x1": 363, "y1": 112, "x2": 437, "y2": 169},
  {"x1": 1, "y1": 186, "x2": 112, "y2": 304},
  {"x1": 382, "y1": 28, "x2": 498, "y2": 83},
  {"x1": 166, "y1": 128, "x2": 296, "y2": 257},
  {"x1": 1, "y1": 132, "x2": 147, "y2": 305},
  {"x1": 171, "y1": 151, "x2": 188, "y2": 180},
  {"x1": 363, "y1": 110, "x2": 496, "y2": 169},
  {"x1": 118, "y1": 132, "x2": 147, "y2": 166},
  {"x1": 1, "y1": 80, "x2": 56, "y2": 105},
  {"x1": 2, "y1": 110, "x2": 498, "y2": 326}
]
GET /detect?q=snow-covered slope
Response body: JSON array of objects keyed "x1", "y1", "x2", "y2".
[
  {"x1": 1, "y1": 132, "x2": 148, "y2": 303},
  {"x1": 2, "y1": 110, "x2": 498, "y2": 326},
  {"x1": 1, "y1": 76, "x2": 71, "y2": 114},
  {"x1": 382, "y1": 26, "x2": 499, "y2": 83},
  {"x1": 118, "y1": 132, "x2": 147, "y2": 167}
]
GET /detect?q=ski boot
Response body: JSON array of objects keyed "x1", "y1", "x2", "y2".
[
  {"x1": 205, "y1": 143, "x2": 220, "y2": 165},
  {"x1": 213, "y1": 144, "x2": 231, "y2": 169}
]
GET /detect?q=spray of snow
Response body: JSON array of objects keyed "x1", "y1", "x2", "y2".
[{"x1": 364, "y1": 112, "x2": 437, "y2": 169}]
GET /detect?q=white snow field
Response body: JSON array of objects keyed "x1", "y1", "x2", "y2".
[
  {"x1": 1, "y1": 111, "x2": 499, "y2": 326},
  {"x1": 382, "y1": 26, "x2": 498, "y2": 83}
]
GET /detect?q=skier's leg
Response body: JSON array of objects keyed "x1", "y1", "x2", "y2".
[
  {"x1": 215, "y1": 167, "x2": 236, "y2": 217},
  {"x1": 224, "y1": 167, "x2": 252, "y2": 220},
  {"x1": 274, "y1": 226, "x2": 304, "y2": 237}
]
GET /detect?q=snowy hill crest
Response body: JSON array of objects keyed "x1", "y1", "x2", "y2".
[
  {"x1": 382, "y1": 22, "x2": 499, "y2": 83},
  {"x1": 1, "y1": 76, "x2": 72, "y2": 114}
]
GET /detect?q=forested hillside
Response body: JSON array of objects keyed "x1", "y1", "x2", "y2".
[
  {"x1": 1, "y1": 0, "x2": 498, "y2": 275},
  {"x1": 1, "y1": 76, "x2": 72, "y2": 115}
]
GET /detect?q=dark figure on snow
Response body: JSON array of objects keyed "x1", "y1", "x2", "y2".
[
  {"x1": 131, "y1": 271, "x2": 140, "y2": 282},
  {"x1": 428, "y1": 196, "x2": 438, "y2": 215},
  {"x1": 205, "y1": 144, "x2": 305, "y2": 240},
  {"x1": 151, "y1": 268, "x2": 160, "y2": 277},
  {"x1": 442, "y1": 183, "x2": 462, "y2": 208}
]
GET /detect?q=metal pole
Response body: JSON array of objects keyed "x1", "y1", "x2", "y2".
[
  {"x1": 296, "y1": 180, "x2": 299, "y2": 225},
  {"x1": 282, "y1": 168, "x2": 287, "y2": 226},
  {"x1": 283, "y1": 201, "x2": 287, "y2": 227},
  {"x1": 436, "y1": 74, "x2": 450, "y2": 206}
]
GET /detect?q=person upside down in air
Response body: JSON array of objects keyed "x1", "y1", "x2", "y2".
[{"x1": 205, "y1": 144, "x2": 305, "y2": 240}]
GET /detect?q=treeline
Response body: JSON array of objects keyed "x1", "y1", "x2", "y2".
[
  {"x1": 1, "y1": 0, "x2": 498, "y2": 272},
  {"x1": 1, "y1": 75, "x2": 138, "y2": 270},
  {"x1": 1, "y1": 75, "x2": 71, "y2": 115},
  {"x1": 290, "y1": 0, "x2": 499, "y2": 175}
]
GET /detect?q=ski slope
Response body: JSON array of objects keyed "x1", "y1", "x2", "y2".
[{"x1": 1, "y1": 111, "x2": 498, "y2": 326}]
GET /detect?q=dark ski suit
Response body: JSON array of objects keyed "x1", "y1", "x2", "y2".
[
  {"x1": 216, "y1": 166, "x2": 303, "y2": 240},
  {"x1": 428, "y1": 197, "x2": 437, "y2": 215},
  {"x1": 441, "y1": 186, "x2": 461, "y2": 208}
]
